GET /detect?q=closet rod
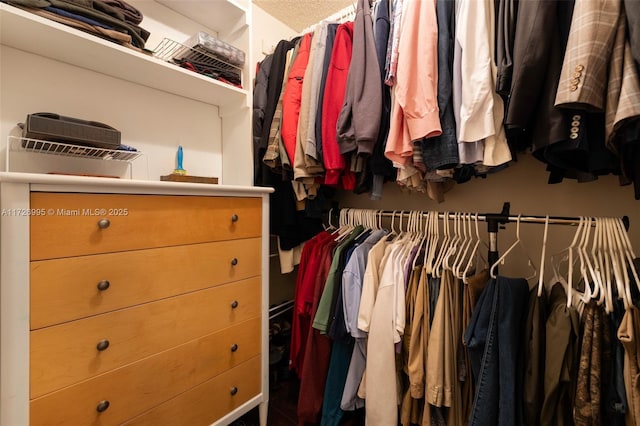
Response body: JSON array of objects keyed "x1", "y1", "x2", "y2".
[
  {"x1": 333, "y1": 205, "x2": 630, "y2": 230},
  {"x1": 269, "y1": 299, "x2": 294, "y2": 320},
  {"x1": 333, "y1": 203, "x2": 630, "y2": 268}
]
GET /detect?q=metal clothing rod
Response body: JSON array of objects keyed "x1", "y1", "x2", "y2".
[
  {"x1": 334, "y1": 206, "x2": 630, "y2": 229},
  {"x1": 269, "y1": 299, "x2": 294, "y2": 314},
  {"x1": 269, "y1": 300, "x2": 294, "y2": 320},
  {"x1": 333, "y1": 202, "x2": 631, "y2": 271}
]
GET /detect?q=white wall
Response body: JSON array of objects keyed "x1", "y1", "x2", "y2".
[{"x1": 251, "y1": 4, "x2": 297, "y2": 74}]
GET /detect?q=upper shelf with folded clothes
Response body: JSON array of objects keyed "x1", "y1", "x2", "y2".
[{"x1": 0, "y1": 2, "x2": 248, "y2": 111}]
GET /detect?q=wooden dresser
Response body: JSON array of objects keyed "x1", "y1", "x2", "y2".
[{"x1": 0, "y1": 173, "x2": 272, "y2": 426}]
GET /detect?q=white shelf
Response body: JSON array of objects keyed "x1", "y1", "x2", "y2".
[
  {"x1": 0, "y1": 3, "x2": 248, "y2": 110},
  {"x1": 156, "y1": 0, "x2": 248, "y2": 36}
]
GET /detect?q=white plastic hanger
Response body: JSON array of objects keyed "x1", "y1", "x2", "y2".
[
  {"x1": 615, "y1": 217, "x2": 640, "y2": 303},
  {"x1": 608, "y1": 217, "x2": 632, "y2": 310},
  {"x1": 413, "y1": 212, "x2": 431, "y2": 270},
  {"x1": 568, "y1": 220, "x2": 588, "y2": 317},
  {"x1": 604, "y1": 217, "x2": 624, "y2": 311},
  {"x1": 591, "y1": 217, "x2": 607, "y2": 306},
  {"x1": 459, "y1": 213, "x2": 476, "y2": 278},
  {"x1": 462, "y1": 213, "x2": 483, "y2": 284},
  {"x1": 454, "y1": 213, "x2": 471, "y2": 276},
  {"x1": 324, "y1": 207, "x2": 336, "y2": 231},
  {"x1": 332, "y1": 209, "x2": 350, "y2": 240},
  {"x1": 443, "y1": 212, "x2": 461, "y2": 271},
  {"x1": 424, "y1": 210, "x2": 438, "y2": 274},
  {"x1": 433, "y1": 212, "x2": 452, "y2": 277},
  {"x1": 549, "y1": 253, "x2": 572, "y2": 308},
  {"x1": 602, "y1": 218, "x2": 615, "y2": 312},
  {"x1": 490, "y1": 215, "x2": 537, "y2": 281},
  {"x1": 549, "y1": 215, "x2": 586, "y2": 307},
  {"x1": 537, "y1": 215, "x2": 550, "y2": 297},
  {"x1": 576, "y1": 217, "x2": 598, "y2": 304}
]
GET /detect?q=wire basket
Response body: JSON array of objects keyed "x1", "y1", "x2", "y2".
[
  {"x1": 153, "y1": 38, "x2": 243, "y2": 88},
  {"x1": 10, "y1": 136, "x2": 142, "y2": 162}
]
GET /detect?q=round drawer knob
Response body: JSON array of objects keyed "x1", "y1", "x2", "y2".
[
  {"x1": 231, "y1": 343, "x2": 238, "y2": 352},
  {"x1": 96, "y1": 339, "x2": 110, "y2": 351},
  {"x1": 231, "y1": 300, "x2": 239, "y2": 309},
  {"x1": 231, "y1": 214, "x2": 239, "y2": 223},
  {"x1": 230, "y1": 387, "x2": 238, "y2": 396},
  {"x1": 96, "y1": 400, "x2": 110, "y2": 413},
  {"x1": 97, "y1": 218, "x2": 111, "y2": 229},
  {"x1": 97, "y1": 280, "x2": 110, "y2": 291},
  {"x1": 231, "y1": 258, "x2": 238, "y2": 266}
]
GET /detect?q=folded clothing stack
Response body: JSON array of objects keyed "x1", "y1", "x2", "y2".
[{"x1": 3, "y1": 0, "x2": 150, "y2": 51}]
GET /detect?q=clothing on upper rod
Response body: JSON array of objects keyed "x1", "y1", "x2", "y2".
[
  {"x1": 253, "y1": 0, "x2": 639, "y2": 263},
  {"x1": 254, "y1": 0, "x2": 640, "y2": 205}
]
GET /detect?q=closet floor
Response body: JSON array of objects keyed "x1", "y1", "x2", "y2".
[
  {"x1": 232, "y1": 378, "x2": 299, "y2": 426},
  {"x1": 233, "y1": 375, "x2": 366, "y2": 425},
  {"x1": 232, "y1": 312, "x2": 366, "y2": 425}
]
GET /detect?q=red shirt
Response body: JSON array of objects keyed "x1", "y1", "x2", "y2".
[
  {"x1": 281, "y1": 32, "x2": 313, "y2": 164},
  {"x1": 289, "y1": 231, "x2": 333, "y2": 375},
  {"x1": 297, "y1": 238, "x2": 338, "y2": 424}
]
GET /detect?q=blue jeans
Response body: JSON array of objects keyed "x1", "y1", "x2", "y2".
[{"x1": 464, "y1": 276, "x2": 530, "y2": 426}]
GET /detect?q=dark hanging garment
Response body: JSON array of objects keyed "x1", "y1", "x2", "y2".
[
  {"x1": 252, "y1": 54, "x2": 273, "y2": 185},
  {"x1": 514, "y1": 0, "x2": 616, "y2": 183},
  {"x1": 269, "y1": 178, "x2": 322, "y2": 250},
  {"x1": 496, "y1": 0, "x2": 518, "y2": 99},
  {"x1": 606, "y1": 299, "x2": 629, "y2": 426},
  {"x1": 464, "y1": 276, "x2": 530, "y2": 426},
  {"x1": 370, "y1": 0, "x2": 396, "y2": 198},
  {"x1": 617, "y1": 120, "x2": 640, "y2": 200},
  {"x1": 522, "y1": 286, "x2": 548, "y2": 426},
  {"x1": 505, "y1": 0, "x2": 560, "y2": 151},
  {"x1": 539, "y1": 283, "x2": 581, "y2": 426}
]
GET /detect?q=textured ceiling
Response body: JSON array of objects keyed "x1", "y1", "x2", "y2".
[{"x1": 253, "y1": 0, "x2": 353, "y2": 32}]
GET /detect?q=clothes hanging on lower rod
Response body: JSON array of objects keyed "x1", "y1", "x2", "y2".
[{"x1": 287, "y1": 207, "x2": 638, "y2": 426}]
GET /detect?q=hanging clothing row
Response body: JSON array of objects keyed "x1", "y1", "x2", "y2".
[
  {"x1": 289, "y1": 208, "x2": 639, "y2": 426},
  {"x1": 254, "y1": 0, "x2": 640, "y2": 207}
]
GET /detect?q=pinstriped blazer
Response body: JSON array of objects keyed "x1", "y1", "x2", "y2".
[{"x1": 555, "y1": 0, "x2": 620, "y2": 112}]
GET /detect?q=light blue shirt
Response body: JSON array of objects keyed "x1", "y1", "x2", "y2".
[{"x1": 341, "y1": 230, "x2": 388, "y2": 339}]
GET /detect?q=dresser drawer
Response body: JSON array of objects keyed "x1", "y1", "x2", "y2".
[
  {"x1": 31, "y1": 238, "x2": 261, "y2": 329},
  {"x1": 122, "y1": 356, "x2": 261, "y2": 426},
  {"x1": 31, "y1": 277, "x2": 260, "y2": 398},
  {"x1": 30, "y1": 318, "x2": 261, "y2": 426},
  {"x1": 30, "y1": 193, "x2": 262, "y2": 260}
]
